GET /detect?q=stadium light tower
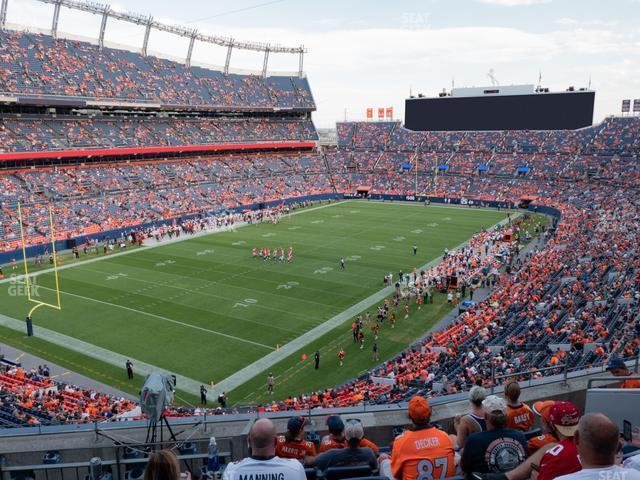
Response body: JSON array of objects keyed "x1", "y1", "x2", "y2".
[
  {"x1": 224, "y1": 40, "x2": 234, "y2": 75},
  {"x1": 262, "y1": 45, "x2": 270, "y2": 78},
  {"x1": 298, "y1": 47, "x2": 304, "y2": 78},
  {"x1": 98, "y1": 4, "x2": 109, "y2": 49},
  {"x1": 141, "y1": 15, "x2": 153, "y2": 56},
  {"x1": 186, "y1": 29, "x2": 197, "y2": 67},
  {"x1": 0, "y1": 0, "x2": 8, "y2": 29},
  {"x1": 32, "y1": 0, "x2": 307, "y2": 75},
  {"x1": 51, "y1": 0, "x2": 62, "y2": 38}
]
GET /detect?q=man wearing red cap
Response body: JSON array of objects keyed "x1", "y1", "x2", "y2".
[
  {"x1": 378, "y1": 396, "x2": 455, "y2": 480},
  {"x1": 481, "y1": 401, "x2": 582, "y2": 480}
]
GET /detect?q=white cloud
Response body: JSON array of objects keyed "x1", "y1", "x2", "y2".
[
  {"x1": 4, "y1": 0, "x2": 639, "y2": 128},
  {"x1": 555, "y1": 17, "x2": 618, "y2": 27},
  {"x1": 477, "y1": 0, "x2": 551, "y2": 5}
]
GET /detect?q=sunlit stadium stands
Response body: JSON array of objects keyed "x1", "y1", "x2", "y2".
[{"x1": 0, "y1": 30, "x2": 314, "y2": 109}]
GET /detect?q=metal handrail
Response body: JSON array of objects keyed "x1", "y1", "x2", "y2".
[{"x1": 587, "y1": 376, "x2": 640, "y2": 389}]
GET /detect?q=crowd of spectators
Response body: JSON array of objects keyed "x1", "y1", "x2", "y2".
[
  {"x1": 0, "y1": 364, "x2": 136, "y2": 426},
  {"x1": 0, "y1": 30, "x2": 314, "y2": 109},
  {"x1": 219, "y1": 396, "x2": 640, "y2": 480},
  {"x1": 0, "y1": 116, "x2": 317, "y2": 153},
  {"x1": 0, "y1": 153, "x2": 331, "y2": 252}
]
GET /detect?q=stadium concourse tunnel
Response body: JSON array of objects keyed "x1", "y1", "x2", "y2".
[{"x1": 0, "y1": 366, "x2": 637, "y2": 480}]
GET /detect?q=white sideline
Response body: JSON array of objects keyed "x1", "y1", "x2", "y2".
[
  {"x1": 0, "y1": 199, "x2": 347, "y2": 286},
  {"x1": 209, "y1": 212, "x2": 519, "y2": 398},
  {"x1": 0, "y1": 312, "x2": 208, "y2": 400}
]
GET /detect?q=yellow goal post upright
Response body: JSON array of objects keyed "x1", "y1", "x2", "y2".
[{"x1": 17, "y1": 201, "x2": 62, "y2": 336}]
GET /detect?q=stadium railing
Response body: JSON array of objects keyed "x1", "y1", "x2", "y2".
[{"x1": 0, "y1": 442, "x2": 233, "y2": 480}]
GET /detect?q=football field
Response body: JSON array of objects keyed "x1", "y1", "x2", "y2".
[{"x1": 0, "y1": 200, "x2": 509, "y2": 405}]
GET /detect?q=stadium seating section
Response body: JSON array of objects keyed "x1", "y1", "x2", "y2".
[
  {"x1": 0, "y1": 26, "x2": 639, "y2": 427},
  {"x1": 0, "y1": 30, "x2": 314, "y2": 109}
]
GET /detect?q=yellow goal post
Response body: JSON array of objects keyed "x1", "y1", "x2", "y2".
[{"x1": 17, "y1": 201, "x2": 62, "y2": 321}]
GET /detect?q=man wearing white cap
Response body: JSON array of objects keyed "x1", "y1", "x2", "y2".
[{"x1": 460, "y1": 395, "x2": 528, "y2": 476}]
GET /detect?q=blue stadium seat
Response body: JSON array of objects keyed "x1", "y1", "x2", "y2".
[{"x1": 324, "y1": 466, "x2": 372, "y2": 480}]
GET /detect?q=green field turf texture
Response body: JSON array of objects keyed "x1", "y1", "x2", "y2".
[{"x1": 0, "y1": 201, "x2": 508, "y2": 404}]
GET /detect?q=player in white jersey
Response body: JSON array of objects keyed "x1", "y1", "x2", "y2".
[{"x1": 223, "y1": 419, "x2": 305, "y2": 480}]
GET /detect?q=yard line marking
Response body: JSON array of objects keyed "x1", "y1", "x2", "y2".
[
  {"x1": 14, "y1": 280, "x2": 275, "y2": 351},
  {"x1": 75, "y1": 265, "x2": 320, "y2": 322},
  {"x1": 0, "y1": 199, "x2": 348, "y2": 286},
  {"x1": 211, "y1": 212, "x2": 520, "y2": 399},
  {"x1": 0, "y1": 312, "x2": 213, "y2": 403}
]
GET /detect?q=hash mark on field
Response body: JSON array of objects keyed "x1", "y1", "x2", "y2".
[
  {"x1": 261, "y1": 233, "x2": 276, "y2": 238},
  {"x1": 411, "y1": 229, "x2": 423, "y2": 234},
  {"x1": 196, "y1": 249, "x2": 214, "y2": 256},
  {"x1": 313, "y1": 266, "x2": 333, "y2": 274},
  {"x1": 310, "y1": 220, "x2": 324, "y2": 224},
  {"x1": 332, "y1": 214, "x2": 344, "y2": 218},
  {"x1": 369, "y1": 245, "x2": 386, "y2": 251},
  {"x1": 106, "y1": 273, "x2": 128, "y2": 281},
  {"x1": 393, "y1": 236, "x2": 406, "y2": 241},
  {"x1": 232, "y1": 240, "x2": 247, "y2": 246},
  {"x1": 349, "y1": 210, "x2": 360, "y2": 214},
  {"x1": 287, "y1": 226, "x2": 301, "y2": 230},
  {"x1": 426, "y1": 223, "x2": 438, "y2": 227},
  {"x1": 15, "y1": 280, "x2": 274, "y2": 350},
  {"x1": 277, "y1": 281, "x2": 299, "y2": 290},
  {"x1": 155, "y1": 260, "x2": 176, "y2": 267}
]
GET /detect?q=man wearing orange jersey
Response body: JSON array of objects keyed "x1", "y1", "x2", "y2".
[
  {"x1": 523, "y1": 400, "x2": 557, "y2": 454},
  {"x1": 606, "y1": 359, "x2": 640, "y2": 388},
  {"x1": 275, "y1": 417, "x2": 316, "y2": 466},
  {"x1": 503, "y1": 381, "x2": 535, "y2": 432},
  {"x1": 319, "y1": 415, "x2": 379, "y2": 454},
  {"x1": 379, "y1": 396, "x2": 456, "y2": 480}
]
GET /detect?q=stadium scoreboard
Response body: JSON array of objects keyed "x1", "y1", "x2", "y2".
[{"x1": 405, "y1": 84, "x2": 595, "y2": 131}]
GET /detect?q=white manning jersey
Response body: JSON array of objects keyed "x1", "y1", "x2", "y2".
[{"x1": 222, "y1": 456, "x2": 305, "y2": 480}]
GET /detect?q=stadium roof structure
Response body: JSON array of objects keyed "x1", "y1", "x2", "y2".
[{"x1": 0, "y1": 0, "x2": 306, "y2": 77}]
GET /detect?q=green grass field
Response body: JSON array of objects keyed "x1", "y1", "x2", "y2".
[{"x1": 0, "y1": 200, "x2": 509, "y2": 406}]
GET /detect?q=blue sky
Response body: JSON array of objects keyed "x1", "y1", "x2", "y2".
[{"x1": 6, "y1": 0, "x2": 640, "y2": 127}]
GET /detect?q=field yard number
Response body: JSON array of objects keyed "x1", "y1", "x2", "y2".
[
  {"x1": 232, "y1": 240, "x2": 247, "y2": 246},
  {"x1": 349, "y1": 210, "x2": 360, "y2": 214},
  {"x1": 426, "y1": 223, "x2": 438, "y2": 227},
  {"x1": 442, "y1": 217, "x2": 452, "y2": 221},
  {"x1": 311, "y1": 220, "x2": 324, "y2": 224},
  {"x1": 332, "y1": 214, "x2": 344, "y2": 218},
  {"x1": 262, "y1": 233, "x2": 276, "y2": 238},
  {"x1": 288, "y1": 226, "x2": 301, "y2": 230},
  {"x1": 156, "y1": 260, "x2": 176, "y2": 267},
  {"x1": 370, "y1": 245, "x2": 386, "y2": 251},
  {"x1": 106, "y1": 273, "x2": 128, "y2": 281},
  {"x1": 393, "y1": 236, "x2": 406, "y2": 242},
  {"x1": 196, "y1": 249, "x2": 214, "y2": 256},
  {"x1": 346, "y1": 255, "x2": 361, "y2": 261},
  {"x1": 314, "y1": 266, "x2": 334, "y2": 274},
  {"x1": 233, "y1": 298, "x2": 258, "y2": 308},
  {"x1": 277, "y1": 281, "x2": 300, "y2": 290},
  {"x1": 411, "y1": 229, "x2": 423, "y2": 234}
]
